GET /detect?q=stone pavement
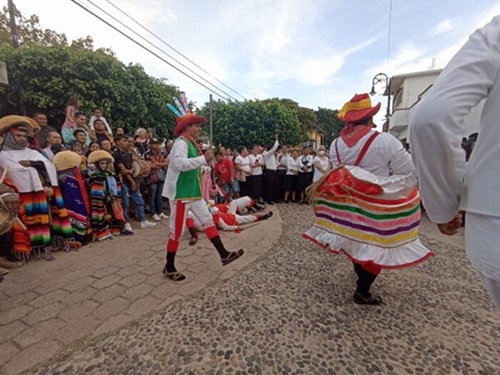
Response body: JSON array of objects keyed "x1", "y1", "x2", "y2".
[
  {"x1": 24, "y1": 204, "x2": 500, "y2": 375},
  {"x1": 0, "y1": 209, "x2": 283, "y2": 375}
]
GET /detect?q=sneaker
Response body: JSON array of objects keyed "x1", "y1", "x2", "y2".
[
  {"x1": 0, "y1": 267, "x2": 9, "y2": 276},
  {"x1": 123, "y1": 222, "x2": 134, "y2": 233},
  {"x1": 152, "y1": 214, "x2": 161, "y2": 221},
  {"x1": 159, "y1": 213, "x2": 169, "y2": 219},
  {"x1": 0, "y1": 257, "x2": 23, "y2": 269},
  {"x1": 141, "y1": 220, "x2": 158, "y2": 229}
]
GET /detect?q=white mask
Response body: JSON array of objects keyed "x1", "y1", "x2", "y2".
[{"x1": 319, "y1": 150, "x2": 326, "y2": 155}]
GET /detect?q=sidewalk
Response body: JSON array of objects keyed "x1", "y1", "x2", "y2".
[{"x1": 0, "y1": 209, "x2": 283, "y2": 375}]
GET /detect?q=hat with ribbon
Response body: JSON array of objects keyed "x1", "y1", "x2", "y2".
[
  {"x1": 0, "y1": 115, "x2": 34, "y2": 135},
  {"x1": 166, "y1": 92, "x2": 206, "y2": 136},
  {"x1": 337, "y1": 93, "x2": 381, "y2": 123}
]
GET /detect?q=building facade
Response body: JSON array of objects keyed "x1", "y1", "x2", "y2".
[{"x1": 387, "y1": 69, "x2": 482, "y2": 143}]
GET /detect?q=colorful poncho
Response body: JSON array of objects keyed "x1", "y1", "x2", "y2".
[
  {"x1": 303, "y1": 166, "x2": 433, "y2": 269},
  {"x1": 88, "y1": 171, "x2": 124, "y2": 241},
  {"x1": 57, "y1": 168, "x2": 91, "y2": 246}
]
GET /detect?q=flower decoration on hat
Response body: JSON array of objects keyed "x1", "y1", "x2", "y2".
[
  {"x1": 166, "y1": 92, "x2": 206, "y2": 136},
  {"x1": 337, "y1": 93, "x2": 381, "y2": 124}
]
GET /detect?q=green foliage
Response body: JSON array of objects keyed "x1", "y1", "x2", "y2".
[
  {"x1": 315, "y1": 107, "x2": 344, "y2": 145},
  {"x1": 0, "y1": 6, "x2": 178, "y2": 139},
  {"x1": 263, "y1": 98, "x2": 318, "y2": 142},
  {"x1": 199, "y1": 99, "x2": 301, "y2": 148}
]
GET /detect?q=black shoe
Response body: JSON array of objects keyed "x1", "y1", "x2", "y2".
[
  {"x1": 121, "y1": 230, "x2": 134, "y2": 236},
  {"x1": 353, "y1": 292, "x2": 383, "y2": 305},
  {"x1": 189, "y1": 237, "x2": 198, "y2": 246},
  {"x1": 267, "y1": 201, "x2": 274, "y2": 205},
  {"x1": 221, "y1": 249, "x2": 244, "y2": 266},
  {"x1": 284, "y1": 200, "x2": 289, "y2": 204}
]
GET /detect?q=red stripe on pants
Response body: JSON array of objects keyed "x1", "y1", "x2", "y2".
[
  {"x1": 167, "y1": 200, "x2": 187, "y2": 253},
  {"x1": 205, "y1": 225, "x2": 218, "y2": 240}
]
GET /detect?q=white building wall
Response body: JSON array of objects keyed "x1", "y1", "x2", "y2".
[{"x1": 389, "y1": 70, "x2": 482, "y2": 142}]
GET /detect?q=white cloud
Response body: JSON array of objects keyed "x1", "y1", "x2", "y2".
[{"x1": 432, "y1": 19, "x2": 454, "y2": 35}]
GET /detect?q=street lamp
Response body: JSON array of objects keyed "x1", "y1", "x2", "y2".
[{"x1": 370, "y1": 72, "x2": 391, "y2": 132}]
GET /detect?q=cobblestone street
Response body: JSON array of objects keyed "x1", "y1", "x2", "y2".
[{"x1": 1, "y1": 205, "x2": 500, "y2": 375}]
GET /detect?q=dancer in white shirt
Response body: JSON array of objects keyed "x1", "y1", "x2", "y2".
[{"x1": 411, "y1": 16, "x2": 500, "y2": 310}]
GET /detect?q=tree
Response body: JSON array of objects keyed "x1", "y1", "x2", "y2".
[
  {"x1": 0, "y1": 6, "x2": 179, "y2": 139},
  {"x1": 198, "y1": 99, "x2": 301, "y2": 148},
  {"x1": 263, "y1": 98, "x2": 317, "y2": 143},
  {"x1": 315, "y1": 107, "x2": 344, "y2": 146}
]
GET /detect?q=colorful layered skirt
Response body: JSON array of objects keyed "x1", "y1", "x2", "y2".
[{"x1": 303, "y1": 166, "x2": 433, "y2": 269}]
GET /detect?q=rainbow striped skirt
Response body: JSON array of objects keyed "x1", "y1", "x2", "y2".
[{"x1": 303, "y1": 166, "x2": 433, "y2": 269}]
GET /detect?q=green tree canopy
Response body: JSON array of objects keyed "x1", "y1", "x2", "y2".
[
  {"x1": 0, "y1": 6, "x2": 178, "y2": 139},
  {"x1": 315, "y1": 107, "x2": 344, "y2": 146},
  {"x1": 198, "y1": 99, "x2": 301, "y2": 149}
]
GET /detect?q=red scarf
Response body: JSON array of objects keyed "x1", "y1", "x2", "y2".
[
  {"x1": 181, "y1": 132, "x2": 202, "y2": 156},
  {"x1": 340, "y1": 125, "x2": 372, "y2": 148}
]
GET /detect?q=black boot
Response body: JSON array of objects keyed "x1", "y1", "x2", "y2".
[
  {"x1": 188, "y1": 228, "x2": 198, "y2": 246},
  {"x1": 210, "y1": 236, "x2": 244, "y2": 266},
  {"x1": 163, "y1": 252, "x2": 186, "y2": 281},
  {"x1": 353, "y1": 265, "x2": 382, "y2": 305},
  {"x1": 256, "y1": 211, "x2": 273, "y2": 221}
]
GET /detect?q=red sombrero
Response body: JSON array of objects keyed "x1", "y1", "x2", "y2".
[
  {"x1": 173, "y1": 113, "x2": 206, "y2": 136},
  {"x1": 337, "y1": 93, "x2": 381, "y2": 123}
]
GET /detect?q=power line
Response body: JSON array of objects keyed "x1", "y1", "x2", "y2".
[
  {"x1": 70, "y1": 0, "x2": 233, "y2": 101},
  {"x1": 84, "y1": 0, "x2": 240, "y2": 102},
  {"x1": 104, "y1": 0, "x2": 247, "y2": 101}
]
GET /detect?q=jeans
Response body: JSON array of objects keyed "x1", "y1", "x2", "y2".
[
  {"x1": 122, "y1": 183, "x2": 146, "y2": 222},
  {"x1": 149, "y1": 182, "x2": 164, "y2": 215}
]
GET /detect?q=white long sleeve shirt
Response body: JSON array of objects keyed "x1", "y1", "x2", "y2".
[
  {"x1": 162, "y1": 137, "x2": 207, "y2": 200},
  {"x1": 248, "y1": 154, "x2": 264, "y2": 176},
  {"x1": 330, "y1": 130, "x2": 415, "y2": 177},
  {"x1": 410, "y1": 16, "x2": 500, "y2": 223},
  {"x1": 262, "y1": 140, "x2": 279, "y2": 170}
]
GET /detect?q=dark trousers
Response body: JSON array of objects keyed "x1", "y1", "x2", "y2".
[
  {"x1": 277, "y1": 169, "x2": 286, "y2": 201},
  {"x1": 353, "y1": 263, "x2": 379, "y2": 297},
  {"x1": 239, "y1": 181, "x2": 249, "y2": 197},
  {"x1": 0, "y1": 232, "x2": 14, "y2": 261},
  {"x1": 264, "y1": 169, "x2": 278, "y2": 203}
]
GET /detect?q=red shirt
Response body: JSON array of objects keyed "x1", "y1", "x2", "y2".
[{"x1": 214, "y1": 158, "x2": 233, "y2": 183}]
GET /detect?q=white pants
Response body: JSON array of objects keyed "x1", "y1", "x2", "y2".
[
  {"x1": 228, "y1": 196, "x2": 253, "y2": 214},
  {"x1": 167, "y1": 199, "x2": 217, "y2": 252},
  {"x1": 465, "y1": 212, "x2": 500, "y2": 310},
  {"x1": 189, "y1": 211, "x2": 257, "y2": 232}
]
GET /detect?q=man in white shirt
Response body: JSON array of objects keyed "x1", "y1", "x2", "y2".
[
  {"x1": 262, "y1": 134, "x2": 280, "y2": 204},
  {"x1": 410, "y1": 16, "x2": 500, "y2": 310},
  {"x1": 277, "y1": 146, "x2": 290, "y2": 202}
]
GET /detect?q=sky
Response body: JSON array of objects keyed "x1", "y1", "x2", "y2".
[{"x1": 13, "y1": 0, "x2": 500, "y2": 128}]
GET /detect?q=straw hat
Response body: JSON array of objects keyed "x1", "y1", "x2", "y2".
[
  {"x1": 0, "y1": 115, "x2": 33, "y2": 135},
  {"x1": 53, "y1": 151, "x2": 82, "y2": 171},
  {"x1": 337, "y1": 93, "x2": 381, "y2": 123},
  {"x1": 23, "y1": 117, "x2": 40, "y2": 133},
  {"x1": 88, "y1": 150, "x2": 114, "y2": 164}
]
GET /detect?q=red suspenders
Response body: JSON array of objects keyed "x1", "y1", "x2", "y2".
[{"x1": 334, "y1": 132, "x2": 380, "y2": 166}]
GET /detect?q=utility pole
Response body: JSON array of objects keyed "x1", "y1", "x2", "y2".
[
  {"x1": 8, "y1": 0, "x2": 20, "y2": 48},
  {"x1": 209, "y1": 94, "x2": 213, "y2": 148},
  {"x1": 7, "y1": 0, "x2": 25, "y2": 114}
]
